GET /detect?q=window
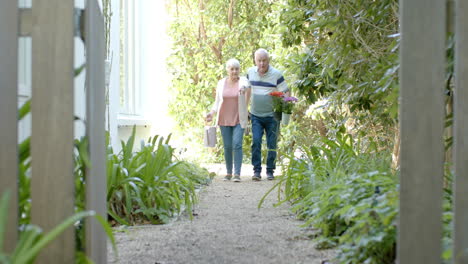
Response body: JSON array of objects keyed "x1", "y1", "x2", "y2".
[{"x1": 120, "y1": 0, "x2": 142, "y2": 116}]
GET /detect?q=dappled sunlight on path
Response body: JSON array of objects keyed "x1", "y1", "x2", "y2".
[{"x1": 108, "y1": 163, "x2": 335, "y2": 264}]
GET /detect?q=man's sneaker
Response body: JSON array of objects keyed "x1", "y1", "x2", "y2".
[
  {"x1": 252, "y1": 173, "x2": 261, "y2": 181},
  {"x1": 233, "y1": 175, "x2": 241, "y2": 182},
  {"x1": 224, "y1": 175, "x2": 232, "y2": 181},
  {"x1": 267, "y1": 172, "x2": 275, "y2": 181}
]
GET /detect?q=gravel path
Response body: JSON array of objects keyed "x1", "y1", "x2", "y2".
[{"x1": 108, "y1": 164, "x2": 334, "y2": 264}]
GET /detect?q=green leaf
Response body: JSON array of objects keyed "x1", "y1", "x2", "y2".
[
  {"x1": 18, "y1": 100, "x2": 31, "y2": 121},
  {"x1": 0, "y1": 191, "x2": 10, "y2": 252},
  {"x1": 15, "y1": 211, "x2": 95, "y2": 264}
]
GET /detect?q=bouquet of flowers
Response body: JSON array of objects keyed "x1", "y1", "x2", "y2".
[
  {"x1": 269, "y1": 91, "x2": 285, "y2": 112},
  {"x1": 282, "y1": 96, "x2": 298, "y2": 114}
]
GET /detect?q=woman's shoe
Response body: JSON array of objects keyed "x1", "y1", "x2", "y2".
[{"x1": 233, "y1": 175, "x2": 241, "y2": 182}]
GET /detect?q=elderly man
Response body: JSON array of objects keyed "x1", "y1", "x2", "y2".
[{"x1": 247, "y1": 48, "x2": 289, "y2": 181}]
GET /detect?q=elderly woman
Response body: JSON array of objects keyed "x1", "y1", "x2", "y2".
[{"x1": 206, "y1": 58, "x2": 250, "y2": 182}]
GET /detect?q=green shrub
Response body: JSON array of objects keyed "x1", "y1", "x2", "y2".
[
  {"x1": 0, "y1": 191, "x2": 115, "y2": 264},
  {"x1": 263, "y1": 129, "x2": 398, "y2": 263},
  {"x1": 107, "y1": 127, "x2": 210, "y2": 225}
]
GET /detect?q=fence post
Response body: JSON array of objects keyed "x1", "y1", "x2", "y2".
[
  {"x1": 453, "y1": 0, "x2": 468, "y2": 262},
  {"x1": 398, "y1": 0, "x2": 446, "y2": 263},
  {"x1": 85, "y1": 0, "x2": 107, "y2": 262},
  {"x1": 30, "y1": 0, "x2": 75, "y2": 262},
  {"x1": 0, "y1": 0, "x2": 18, "y2": 253}
]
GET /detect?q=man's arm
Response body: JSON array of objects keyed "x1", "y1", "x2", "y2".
[
  {"x1": 277, "y1": 74, "x2": 290, "y2": 97},
  {"x1": 241, "y1": 76, "x2": 251, "y2": 110}
]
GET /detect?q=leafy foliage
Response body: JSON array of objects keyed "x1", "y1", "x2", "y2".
[
  {"x1": 262, "y1": 128, "x2": 398, "y2": 263},
  {"x1": 16, "y1": 101, "x2": 209, "y2": 261},
  {"x1": 106, "y1": 127, "x2": 210, "y2": 225},
  {"x1": 0, "y1": 191, "x2": 116, "y2": 264},
  {"x1": 274, "y1": 0, "x2": 400, "y2": 168},
  {"x1": 163, "y1": 0, "x2": 461, "y2": 263},
  {"x1": 279, "y1": 0, "x2": 399, "y2": 117},
  {"x1": 166, "y1": 0, "x2": 278, "y2": 153},
  {"x1": 166, "y1": 0, "x2": 401, "y2": 164}
]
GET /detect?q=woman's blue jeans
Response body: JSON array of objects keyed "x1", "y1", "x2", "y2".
[
  {"x1": 220, "y1": 124, "x2": 245, "y2": 175},
  {"x1": 251, "y1": 114, "x2": 278, "y2": 174}
]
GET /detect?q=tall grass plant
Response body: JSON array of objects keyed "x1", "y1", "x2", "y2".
[
  {"x1": 106, "y1": 127, "x2": 210, "y2": 225},
  {"x1": 263, "y1": 128, "x2": 398, "y2": 263}
]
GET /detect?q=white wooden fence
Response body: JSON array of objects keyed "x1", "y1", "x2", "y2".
[
  {"x1": 399, "y1": 0, "x2": 468, "y2": 263},
  {"x1": 0, "y1": 0, "x2": 19, "y2": 254},
  {"x1": 452, "y1": 0, "x2": 468, "y2": 261},
  {"x1": 0, "y1": 0, "x2": 107, "y2": 263},
  {"x1": 2, "y1": 0, "x2": 468, "y2": 263}
]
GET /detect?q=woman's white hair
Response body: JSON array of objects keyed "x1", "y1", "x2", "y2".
[{"x1": 226, "y1": 58, "x2": 240, "y2": 69}]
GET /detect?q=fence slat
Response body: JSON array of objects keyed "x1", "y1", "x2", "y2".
[
  {"x1": 85, "y1": 0, "x2": 107, "y2": 262},
  {"x1": 0, "y1": 0, "x2": 18, "y2": 253},
  {"x1": 19, "y1": 8, "x2": 32, "y2": 37},
  {"x1": 453, "y1": 0, "x2": 468, "y2": 262},
  {"x1": 398, "y1": 0, "x2": 446, "y2": 263},
  {"x1": 30, "y1": 0, "x2": 75, "y2": 262}
]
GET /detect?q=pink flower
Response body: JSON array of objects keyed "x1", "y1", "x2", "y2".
[
  {"x1": 283, "y1": 96, "x2": 298, "y2": 103},
  {"x1": 282, "y1": 96, "x2": 298, "y2": 114}
]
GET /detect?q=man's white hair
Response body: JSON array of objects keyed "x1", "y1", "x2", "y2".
[
  {"x1": 226, "y1": 58, "x2": 240, "y2": 69},
  {"x1": 254, "y1": 48, "x2": 270, "y2": 58}
]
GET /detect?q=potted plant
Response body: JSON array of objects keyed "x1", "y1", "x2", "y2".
[
  {"x1": 281, "y1": 96, "x2": 298, "y2": 125},
  {"x1": 269, "y1": 91, "x2": 284, "y2": 121}
]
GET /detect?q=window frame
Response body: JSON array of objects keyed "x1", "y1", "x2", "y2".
[{"x1": 120, "y1": 0, "x2": 143, "y2": 118}]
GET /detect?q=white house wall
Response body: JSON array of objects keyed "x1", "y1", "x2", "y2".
[
  {"x1": 108, "y1": 0, "x2": 120, "y2": 151},
  {"x1": 18, "y1": 0, "x2": 31, "y2": 143},
  {"x1": 138, "y1": 0, "x2": 174, "y2": 142},
  {"x1": 75, "y1": 0, "x2": 86, "y2": 140},
  {"x1": 109, "y1": 0, "x2": 174, "y2": 152},
  {"x1": 17, "y1": 0, "x2": 173, "y2": 153}
]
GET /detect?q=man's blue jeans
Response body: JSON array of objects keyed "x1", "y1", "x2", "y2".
[
  {"x1": 220, "y1": 124, "x2": 245, "y2": 175},
  {"x1": 251, "y1": 114, "x2": 278, "y2": 174}
]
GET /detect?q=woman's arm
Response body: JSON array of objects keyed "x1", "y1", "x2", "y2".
[
  {"x1": 245, "y1": 87, "x2": 251, "y2": 110},
  {"x1": 205, "y1": 110, "x2": 215, "y2": 122},
  {"x1": 206, "y1": 79, "x2": 223, "y2": 122}
]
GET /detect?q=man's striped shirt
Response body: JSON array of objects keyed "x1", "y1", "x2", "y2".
[{"x1": 247, "y1": 66, "x2": 289, "y2": 117}]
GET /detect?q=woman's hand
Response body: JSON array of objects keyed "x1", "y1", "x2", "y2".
[
  {"x1": 239, "y1": 85, "x2": 246, "y2": 95},
  {"x1": 240, "y1": 84, "x2": 251, "y2": 95},
  {"x1": 206, "y1": 111, "x2": 214, "y2": 122}
]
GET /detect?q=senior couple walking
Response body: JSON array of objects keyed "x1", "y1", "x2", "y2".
[{"x1": 205, "y1": 48, "x2": 290, "y2": 182}]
